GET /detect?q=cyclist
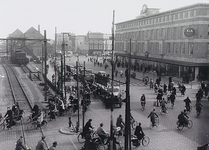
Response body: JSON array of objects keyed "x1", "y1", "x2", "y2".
[
  {"x1": 116, "y1": 114, "x2": 125, "y2": 136},
  {"x1": 134, "y1": 122, "x2": 145, "y2": 146},
  {"x1": 96, "y1": 123, "x2": 109, "y2": 144},
  {"x1": 140, "y1": 94, "x2": 146, "y2": 110},
  {"x1": 83, "y1": 119, "x2": 93, "y2": 138},
  {"x1": 4, "y1": 107, "x2": 13, "y2": 129},
  {"x1": 184, "y1": 97, "x2": 191, "y2": 112},
  {"x1": 177, "y1": 110, "x2": 189, "y2": 126},
  {"x1": 147, "y1": 109, "x2": 158, "y2": 127}
]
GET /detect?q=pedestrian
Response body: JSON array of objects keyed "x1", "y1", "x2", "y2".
[
  {"x1": 120, "y1": 70, "x2": 123, "y2": 77},
  {"x1": 140, "y1": 94, "x2": 146, "y2": 110},
  {"x1": 36, "y1": 136, "x2": 47, "y2": 150},
  {"x1": 15, "y1": 136, "x2": 27, "y2": 150},
  {"x1": 147, "y1": 109, "x2": 158, "y2": 127},
  {"x1": 180, "y1": 84, "x2": 186, "y2": 96},
  {"x1": 48, "y1": 141, "x2": 57, "y2": 150}
]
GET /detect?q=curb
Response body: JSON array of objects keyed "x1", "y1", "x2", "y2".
[{"x1": 59, "y1": 127, "x2": 78, "y2": 135}]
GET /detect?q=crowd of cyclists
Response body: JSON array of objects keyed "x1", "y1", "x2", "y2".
[{"x1": 2, "y1": 56, "x2": 207, "y2": 149}]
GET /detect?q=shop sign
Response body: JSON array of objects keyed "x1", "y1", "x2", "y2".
[{"x1": 184, "y1": 28, "x2": 195, "y2": 37}]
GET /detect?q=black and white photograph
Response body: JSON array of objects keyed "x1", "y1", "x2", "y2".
[{"x1": 0, "y1": 0, "x2": 209, "y2": 150}]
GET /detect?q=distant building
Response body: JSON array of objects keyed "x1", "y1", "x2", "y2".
[
  {"x1": 86, "y1": 32, "x2": 112, "y2": 56},
  {"x1": 115, "y1": 3, "x2": 209, "y2": 82},
  {"x1": 7, "y1": 26, "x2": 54, "y2": 61},
  {"x1": 56, "y1": 33, "x2": 76, "y2": 54},
  {"x1": 75, "y1": 35, "x2": 88, "y2": 55}
]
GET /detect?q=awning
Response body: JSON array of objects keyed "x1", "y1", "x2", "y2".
[{"x1": 115, "y1": 53, "x2": 209, "y2": 67}]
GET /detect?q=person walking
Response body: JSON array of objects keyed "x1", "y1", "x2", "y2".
[
  {"x1": 15, "y1": 136, "x2": 27, "y2": 150},
  {"x1": 147, "y1": 109, "x2": 158, "y2": 127},
  {"x1": 36, "y1": 136, "x2": 47, "y2": 150},
  {"x1": 140, "y1": 94, "x2": 146, "y2": 110}
]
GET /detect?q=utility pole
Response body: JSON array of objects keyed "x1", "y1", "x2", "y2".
[
  {"x1": 54, "y1": 27, "x2": 57, "y2": 89},
  {"x1": 109, "y1": 10, "x2": 115, "y2": 150},
  {"x1": 62, "y1": 33, "x2": 66, "y2": 100},
  {"x1": 44, "y1": 30, "x2": 47, "y2": 102},
  {"x1": 82, "y1": 61, "x2": 85, "y2": 131},
  {"x1": 124, "y1": 39, "x2": 131, "y2": 150},
  {"x1": 76, "y1": 59, "x2": 80, "y2": 131}
]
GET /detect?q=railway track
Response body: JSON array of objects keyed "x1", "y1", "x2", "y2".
[
  {"x1": 0, "y1": 60, "x2": 47, "y2": 147},
  {"x1": 2, "y1": 63, "x2": 33, "y2": 114}
]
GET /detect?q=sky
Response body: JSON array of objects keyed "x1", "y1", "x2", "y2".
[{"x1": 0, "y1": 0, "x2": 209, "y2": 39}]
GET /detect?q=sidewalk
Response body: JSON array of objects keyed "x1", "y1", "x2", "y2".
[{"x1": 102, "y1": 61, "x2": 200, "y2": 90}]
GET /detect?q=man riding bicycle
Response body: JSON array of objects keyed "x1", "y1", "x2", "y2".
[
  {"x1": 178, "y1": 110, "x2": 189, "y2": 126},
  {"x1": 96, "y1": 123, "x2": 109, "y2": 144},
  {"x1": 116, "y1": 114, "x2": 125, "y2": 136},
  {"x1": 134, "y1": 122, "x2": 145, "y2": 145},
  {"x1": 184, "y1": 97, "x2": 191, "y2": 112}
]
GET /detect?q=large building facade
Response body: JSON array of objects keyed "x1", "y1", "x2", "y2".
[
  {"x1": 86, "y1": 32, "x2": 112, "y2": 56},
  {"x1": 115, "y1": 3, "x2": 209, "y2": 82}
]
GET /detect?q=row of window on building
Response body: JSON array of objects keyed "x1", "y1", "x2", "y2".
[
  {"x1": 117, "y1": 9, "x2": 200, "y2": 30},
  {"x1": 116, "y1": 25, "x2": 209, "y2": 41},
  {"x1": 115, "y1": 41, "x2": 196, "y2": 56}
]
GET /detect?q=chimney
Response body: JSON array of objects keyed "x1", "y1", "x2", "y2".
[{"x1": 38, "y1": 25, "x2": 40, "y2": 33}]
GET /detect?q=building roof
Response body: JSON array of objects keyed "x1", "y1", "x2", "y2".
[
  {"x1": 8, "y1": 29, "x2": 25, "y2": 38},
  {"x1": 24, "y1": 27, "x2": 44, "y2": 39},
  {"x1": 116, "y1": 3, "x2": 209, "y2": 25}
]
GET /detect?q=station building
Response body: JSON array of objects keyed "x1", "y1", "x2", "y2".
[{"x1": 115, "y1": 3, "x2": 209, "y2": 82}]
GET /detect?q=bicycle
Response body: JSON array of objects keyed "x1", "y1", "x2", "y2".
[
  {"x1": 0, "y1": 116, "x2": 7, "y2": 130},
  {"x1": 131, "y1": 135, "x2": 150, "y2": 147},
  {"x1": 130, "y1": 117, "x2": 138, "y2": 129},
  {"x1": 150, "y1": 116, "x2": 159, "y2": 128},
  {"x1": 77, "y1": 127, "x2": 97, "y2": 144},
  {"x1": 177, "y1": 119, "x2": 193, "y2": 130}
]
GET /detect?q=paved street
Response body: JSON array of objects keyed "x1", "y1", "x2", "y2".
[{"x1": 0, "y1": 55, "x2": 208, "y2": 150}]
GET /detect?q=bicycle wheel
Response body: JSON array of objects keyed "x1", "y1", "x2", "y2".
[
  {"x1": 155, "y1": 117, "x2": 159, "y2": 127},
  {"x1": 77, "y1": 132, "x2": 85, "y2": 143},
  {"x1": 0, "y1": 119, "x2": 6, "y2": 130},
  {"x1": 177, "y1": 123, "x2": 184, "y2": 130},
  {"x1": 132, "y1": 120, "x2": 138, "y2": 129},
  {"x1": 142, "y1": 136, "x2": 150, "y2": 146},
  {"x1": 187, "y1": 120, "x2": 193, "y2": 129}
]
